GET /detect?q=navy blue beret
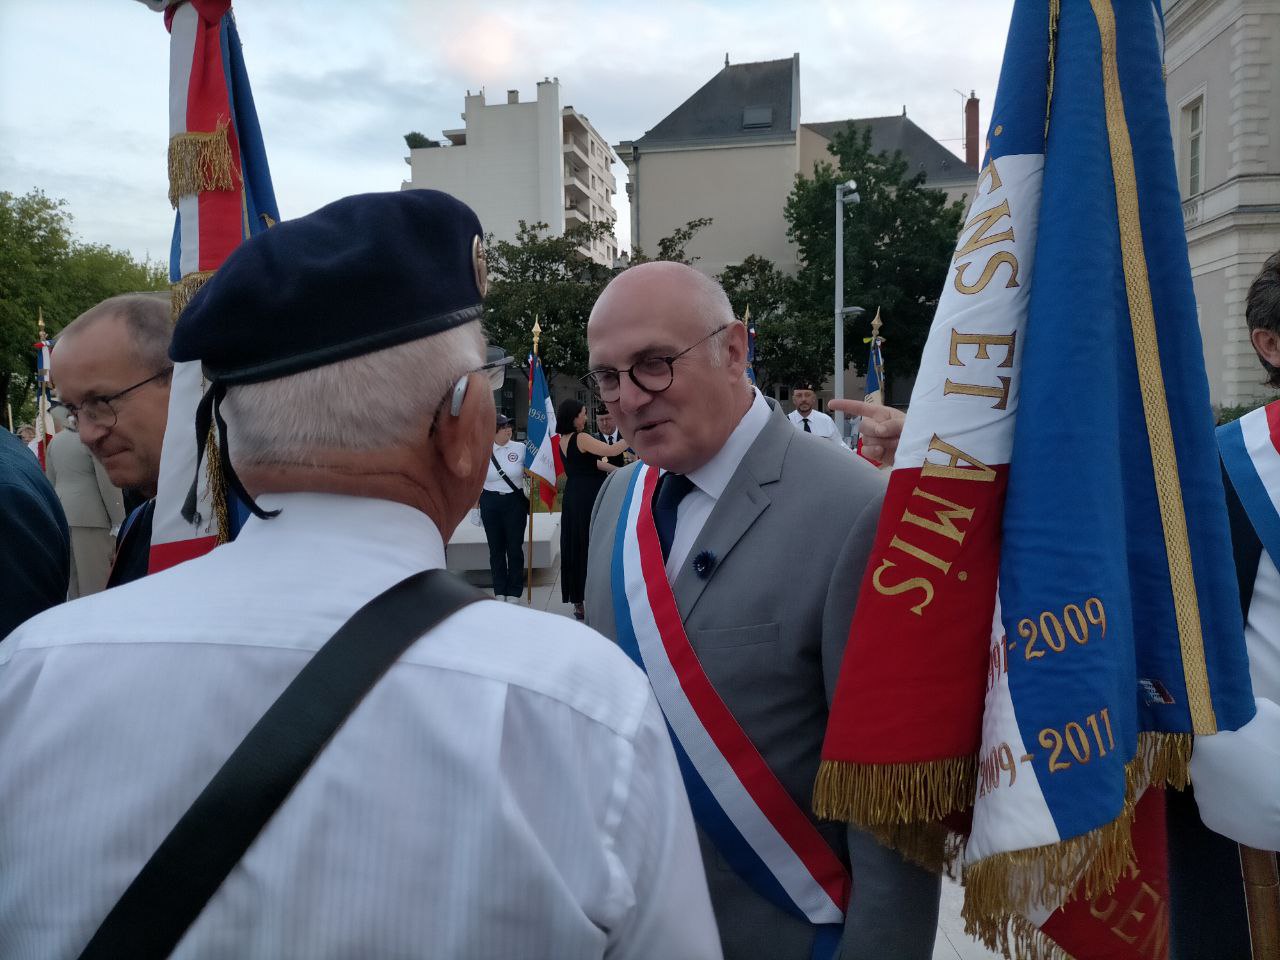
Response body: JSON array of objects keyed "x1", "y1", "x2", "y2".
[{"x1": 171, "y1": 190, "x2": 487, "y2": 385}]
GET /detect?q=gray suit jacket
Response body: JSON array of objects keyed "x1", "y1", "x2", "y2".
[
  {"x1": 44, "y1": 430, "x2": 124, "y2": 530},
  {"x1": 586, "y1": 401, "x2": 940, "y2": 960}
]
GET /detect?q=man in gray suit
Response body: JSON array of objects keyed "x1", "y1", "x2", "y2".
[
  {"x1": 44, "y1": 422, "x2": 125, "y2": 598},
  {"x1": 583, "y1": 262, "x2": 939, "y2": 960}
]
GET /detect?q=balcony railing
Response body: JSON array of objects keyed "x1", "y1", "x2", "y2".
[{"x1": 1182, "y1": 195, "x2": 1202, "y2": 228}]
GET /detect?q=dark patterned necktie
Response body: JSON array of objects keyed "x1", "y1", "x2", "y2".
[{"x1": 653, "y1": 472, "x2": 696, "y2": 562}]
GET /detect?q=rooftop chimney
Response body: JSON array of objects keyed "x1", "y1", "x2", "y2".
[
  {"x1": 965, "y1": 91, "x2": 980, "y2": 168},
  {"x1": 507, "y1": 89, "x2": 519, "y2": 104}
]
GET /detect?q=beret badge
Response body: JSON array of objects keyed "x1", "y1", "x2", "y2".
[{"x1": 472, "y1": 235, "x2": 489, "y2": 299}]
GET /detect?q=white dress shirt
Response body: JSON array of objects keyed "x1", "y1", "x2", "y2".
[
  {"x1": 664, "y1": 389, "x2": 770, "y2": 580},
  {"x1": 787, "y1": 407, "x2": 843, "y2": 446},
  {"x1": 1191, "y1": 550, "x2": 1280, "y2": 849},
  {"x1": 0, "y1": 493, "x2": 721, "y2": 960},
  {"x1": 483, "y1": 439, "x2": 526, "y2": 494}
]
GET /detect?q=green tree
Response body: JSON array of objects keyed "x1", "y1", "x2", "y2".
[
  {"x1": 484, "y1": 217, "x2": 716, "y2": 379},
  {"x1": 483, "y1": 219, "x2": 617, "y2": 378},
  {"x1": 630, "y1": 217, "x2": 713, "y2": 265},
  {"x1": 0, "y1": 189, "x2": 167, "y2": 421},
  {"x1": 785, "y1": 125, "x2": 966, "y2": 393},
  {"x1": 715, "y1": 255, "x2": 825, "y2": 391}
]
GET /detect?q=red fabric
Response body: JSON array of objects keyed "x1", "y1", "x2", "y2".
[
  {"x1": 150, "y1": 535, "x2": 220, "y2": 574},
  {"x1": 1266, "y1": 398, "x2": 1280, "y2": 456},
  {"x1": 822, "y1": 465, "x2": 1008, "y2": 764},
  {"x1": 1039, "y1": 789, "x2": 1170, "y2": 960}
]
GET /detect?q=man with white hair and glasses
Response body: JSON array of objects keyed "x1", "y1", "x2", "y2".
[{"x1": 0, "y1": 191, "x2": 719, "y2": 960}]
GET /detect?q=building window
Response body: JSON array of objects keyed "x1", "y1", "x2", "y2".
[{"x1": 1183, "y1": 97, "x2": 1203, "y2": 197}]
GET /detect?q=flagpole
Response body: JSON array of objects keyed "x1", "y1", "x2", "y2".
[
  {"x1": 526, "y1": 317, "x2": 541, "y2": 606},
  {"x1": 35, "y1": 308, "x2": 49, "y2": 468},
  {"x1": 1241, "y1": 845, "x2": 1280, "y2": 960}
]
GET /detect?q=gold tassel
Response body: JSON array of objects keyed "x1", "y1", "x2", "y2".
[
  {"x1": 866, "y1": 821, "x2": 959, "y2": 875},
  {"x1": 975, "y1": 912, "x2": 1078, "y2": 960},
  {"x1": 813, "y1": 756, "x2": 977, "y2": 825},
  {"x1": 170, "y1": 270, "x2": 214, "y2": 321},
  {"x1": 203, "y1": 424, "x2": 231, "y2": 545},
  {"x1": 168, "y1": 119, "x2": 238, "y2": 208},
  {"x1": 961, "y1": 731, "x2": 1191, "y2": 951}
]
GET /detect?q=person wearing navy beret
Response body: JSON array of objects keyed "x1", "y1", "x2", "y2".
[{"x1": 0, "y1": 190, "x2": 720, "y2": 959}]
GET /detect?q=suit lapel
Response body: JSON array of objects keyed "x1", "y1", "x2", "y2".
[{"x1": 672, "y1": 402, "x2": 792, "y2": 618}]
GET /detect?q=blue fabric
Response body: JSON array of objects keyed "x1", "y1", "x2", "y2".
[
  {"x1": 0, "y1": 430, "x2": 69, "y2": 638},
  {"x1": 653, "y1": 473, "x2": 694, "y2": 562},
  {"x1": 996, "y1": 0, "x2": 1254, "y2": 843}
]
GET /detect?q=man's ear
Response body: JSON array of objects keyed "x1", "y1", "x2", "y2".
[
  {"x1": 1251, "y1": 327, "x2": 1280, "y2": 373},
  {"x1": 723, "y1": 321, "x2": 748, "y2": 375},
  {"x1": 434, "y1": 373, "x2": 489, "y2": 480}
]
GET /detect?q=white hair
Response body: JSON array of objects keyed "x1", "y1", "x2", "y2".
[
  {"x1": 685, "y1": 269, "x2": 735, "y2": 366},
  {"x1": 222, "y1": 321, "x2": 485, "y2": 467}
]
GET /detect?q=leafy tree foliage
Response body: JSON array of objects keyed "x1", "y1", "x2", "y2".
[
  {"x1": 1, "y1": 189, "x2": 166, "y2": 421},
  {"x1": 483, "y1": 217, "x2": 715, "y2": 380},
  {"x1": 715, "y1": 255, "x2": 824, "y2": 390},
  {"x1": 785, "y1": 125, "x2": 965, "y2": 390}
]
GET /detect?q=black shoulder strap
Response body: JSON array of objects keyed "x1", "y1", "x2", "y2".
[
  {"x1": 1223, "y1": 460, "x2": 1265, "y2": 617},
  {"x1": 77, "y1": 568, "x2": 486, "y2": 960},
  {"x1": 491, "y1": 451, "x2": 522, "y2": 494}
]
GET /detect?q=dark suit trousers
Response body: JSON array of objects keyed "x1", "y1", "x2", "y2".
[{"x1": 479, "y1": 490, "x2": 527, "y2": 597}]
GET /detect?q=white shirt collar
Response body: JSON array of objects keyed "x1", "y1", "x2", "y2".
[
  {"x1": 232, "y1": 492, "x2": 446, "y2": 571},
  {"x1": 683, "y1": 388, "x2": 770, "y2": 501}
]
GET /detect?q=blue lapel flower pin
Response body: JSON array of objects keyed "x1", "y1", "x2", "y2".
[{"x1": 692, "y1": 550, "x2": 717, "y2": 580}]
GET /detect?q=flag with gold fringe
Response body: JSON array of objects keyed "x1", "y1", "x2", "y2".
[
  {"x1": 143, "y1": 0, "x2": 279, "y2": 574},
  {"x1": 815, "y1": 1, "x2": 1255, "y2": 957}
]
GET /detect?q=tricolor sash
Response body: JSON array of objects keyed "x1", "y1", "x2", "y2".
[
  {"x1": 610, "y1": 463, "x2": 849, "y2": 949},
  {"x1": 1219, "y1": 400, "x2": 1280, "y2": 565}
]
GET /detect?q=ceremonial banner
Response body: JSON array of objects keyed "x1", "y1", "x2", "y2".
[
  {"x1": 524, "y1": 353, "x2": 560, "y2": 510},
  {"x1": 856, "y1": 317, "x2": 885, "y2": 463},
  {"x1": 817, "y1": 1, "x2": 1255, "y2": 955},
  {"x1": 146, "y1": 0, "x2": 279, "y2": 573}
]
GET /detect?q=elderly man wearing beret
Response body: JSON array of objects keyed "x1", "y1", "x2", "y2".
[{"x1": 0, "y1": 191, "x2": 721, "y2": 960}]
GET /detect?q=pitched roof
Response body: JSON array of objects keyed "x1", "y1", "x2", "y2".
[
  {"x1": 803, "y1": 114, "x2": 977, "y2": 184},
  {"x1": 630, "y1": 55, "x2": 798, "y2": 148}
]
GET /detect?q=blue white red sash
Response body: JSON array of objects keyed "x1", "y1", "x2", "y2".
[
  {"x1": 1219, "y1": 399, "x2": 1280, "y2": 564},
  {"x1": 610, "y1": 463, "x2": 849, "y2": 945}
]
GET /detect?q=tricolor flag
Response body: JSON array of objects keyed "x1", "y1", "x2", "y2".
[
  {"x1": 524, "y1": 353, "x2": 560, "y2": 510},
  {"x1": 816, "y1": 2, "x2": 1255, "y2": 957},
  {"x1": 145, "y1": 0, "x2": 279, "y2": 574},
  {"x1": 856, "y1": 325, "x2": 885, "y2": 463},
  {"x1": 744, "y1": 306, "x2": 757, "y2": 387},
  {"x1": 31, "y1": 331, "x2": 54, "y2": 469}
]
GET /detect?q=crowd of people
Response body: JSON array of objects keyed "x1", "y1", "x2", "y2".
[{"x1": 0, "y1": 188, "x2": 1275, "y2": 959}]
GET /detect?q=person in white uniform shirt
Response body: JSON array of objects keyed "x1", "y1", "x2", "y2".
[
  {"x1": 480, "y1": 413, "x2": 529, "y2": 602},
  {"x1": 787, "y1": 384, "x2": 843, "y2": 447},
  {"x1": 0, "y1": 190, "x2": 721, "y2": 960}
]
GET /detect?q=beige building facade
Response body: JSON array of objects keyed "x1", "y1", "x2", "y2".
[
  {"x1": 1165, "y1": 0, "x2": 1280, "y2": 407},
  {"x1": 403, "y1": 80, "x2": 618, "y2": 266},
  {"x1": 616, "y1": 54, "x2": 979, "y2": 279}
]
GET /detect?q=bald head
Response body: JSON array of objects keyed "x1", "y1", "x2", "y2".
[{"x1": 587, "y1": 261, "x2": 750, "y2": 474}]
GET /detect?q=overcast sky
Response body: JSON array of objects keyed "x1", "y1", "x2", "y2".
[{"x1": 0, "y1": 0, "x2": 1013, "y2": 265}]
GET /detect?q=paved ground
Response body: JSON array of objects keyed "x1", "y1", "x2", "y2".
[{"x1": 462, "y1": 557, "x2": 1001, "y2": 959}]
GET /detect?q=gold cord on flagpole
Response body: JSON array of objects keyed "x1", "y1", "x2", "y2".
[{"x1": 167, "y1": 118, "x2": 238, "y2": 207}]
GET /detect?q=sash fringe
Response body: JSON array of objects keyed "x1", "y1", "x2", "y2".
[
  {"x1": 203, "y1": 422, "x2": 231, "y2": 544},
  {"x1": 961, "y1": 732, "x2": 1190, "y2": 955},
  {"x1": 977, "y1": 913, "x2": 1077, "y2": 960},
  {"x1": 812, "y1": 755, "x2": 976, "y2": 825},
  {"x1": 168, "y1": 120, "x2": 237, "y2": 207},
  {"x1": 170, "y1": 271, "x2": 214, "y2": 320}
]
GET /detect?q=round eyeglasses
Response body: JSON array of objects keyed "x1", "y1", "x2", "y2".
[
  {"x1": 580, "y1": 322, "x2": 733, "y2": 402},
  {"x1": 64, "y1": 367, "x2": 173, "y2": 430}
]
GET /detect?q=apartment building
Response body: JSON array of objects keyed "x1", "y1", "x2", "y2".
[{"x1": 402, "y1": 79, "x2": 619, "y2": 266}]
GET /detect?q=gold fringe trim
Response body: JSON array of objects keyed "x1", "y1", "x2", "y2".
[
  {"x1": 976, "y1": 913, "x2": 1077, "y2": 960},
  {"x1": 1045, "y1": 0, "x2": 1061, "y2": 140},
  {"x1": 813, "y1": 756, "x2": 977, "y2": 826},
  {"x1": 203, "y1": 425, "x2": 231, "y2": 545},
  {"x1": 866, "y1": 821, "x2": 957, "y2": 875},
  {"x1": 962, "y1": 732, "x2": 1191, "y2": 950},
  {"x1": 170, "y1": 271, "x2": 214, "y2": 321},
  {"x1": 168, "y1": 120, "x2": 237, "y2": 208}
]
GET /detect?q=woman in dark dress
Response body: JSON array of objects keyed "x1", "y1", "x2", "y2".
[{"x1": 556, "y1": 399, "x2": 629, "y2": 620}]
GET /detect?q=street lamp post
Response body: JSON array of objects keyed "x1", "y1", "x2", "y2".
[{"x1": 833, "y1": 180, "x2": 860, "y2": 437}]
